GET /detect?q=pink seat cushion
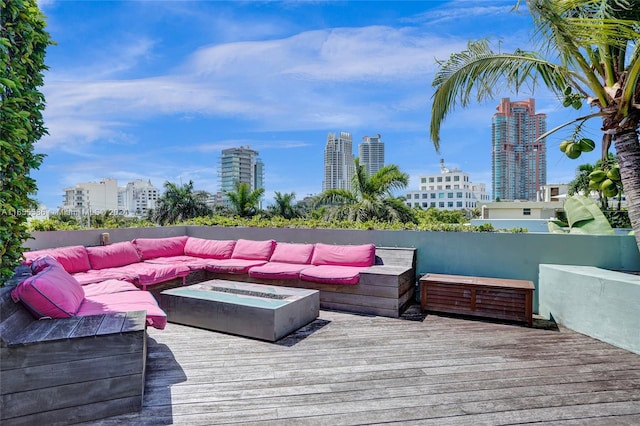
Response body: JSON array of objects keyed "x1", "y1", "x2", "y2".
[
  {"x1": 184, "y1": 238, "x2": 236, "y2": 259},
  {"x1": 79, "y1": 291, "x2": 167, "y2": 330},
  {"x1": 231, "y1": 239, "x2": 276, "y2": 261},
  {"x1": 112, "y1": 262, "x2": 190, "y2": 288},
  {"x1": 144, "y1": 255, "x2": 213, "y2": 270},
  {"x1": 269, "y1": 243, "x2": 314, "y2": 264},
  {"x1": 206, "y1": 259, "x2": 268, "y2": 274},
  {"x1": 311, "y1": 243, "x2": 375, "y2": 267},
  {"x1": 248, "y1": 262, "x2": 312, "y2": 280},
  {"x1": 72, "y1": 269, "x2": 137, "y2": 286},
  {"x1": 11, "y1": 262, "x2": 85, "y2": 318},
  {"x1": 23, "y1": 245, "x2": 91, "y2": 274},
  {"x1": 87, "y1": 242, "x2": 141, "y2": 270},
  {"x1": 82, "y1": 279, "x2": 140, "y2": 297},
  {"x1": 132, "y1": 236, "x2": 188, "y2": 260},
  {"x1": 299, "y1": 265, "x2": 367, "y2": 285}
]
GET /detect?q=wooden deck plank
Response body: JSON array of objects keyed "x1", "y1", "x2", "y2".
[{"x1": 80, "y1": 308, "x2": 640, "y2": 425}]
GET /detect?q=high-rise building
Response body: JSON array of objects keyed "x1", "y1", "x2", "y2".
[
  {"x1": 323, "y1": 131, "x2": 354, "y2": 191},
  {"x1": 359, "y1": 134, "x2": 385, "y2": 176},
  {"x1": 219, "y1": 146, "x2": 264, "y2": 206},
  {"x1": 405, "y1": 160, "x2": 490, "y2": 210},
  {"x1": 492, "y1": 98, "x2": 547, "y2": 201}
]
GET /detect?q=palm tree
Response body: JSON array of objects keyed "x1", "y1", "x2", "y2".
[
  {"x1": 154, "y1": 180, "x2": 210, "y2": 225},
  {"x1": 316, "y1": 158, "x2": 417, "y2": 224},
  {"x1": 224, "y1": 182, "x2": 265, "y2": 218},
  {"x1": 430, "y1": 0, "x2": 640, "y2": 251},
  {"x1": 568, "y1": 163, "x2": 596, "y2": 197},
  {"x1": 268, "y1": 192, "x2": 301, "y2": 219}
]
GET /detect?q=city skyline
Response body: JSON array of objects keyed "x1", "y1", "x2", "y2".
[{"x1": 32, "y1": 1, "x2": 604, "y2": 209}]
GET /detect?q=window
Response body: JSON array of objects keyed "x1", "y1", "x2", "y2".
[
  {"x1": 437, "y1": 177, "x2": 443, "y2": 182},
  {"x1": 445, "y1": 185, "x2": 451, "y2": 189},
  {"x1": 447, "y1": 193, "x2": 454, "y2": 198},
  {"x1": 422, "y1": 193, "x2": 428, "y2": 199},
  {"x1": 414, "y1": 194, "x2": 419, "y2": 199},
  {"x1": 454, "y1": 175, "x2": 460, "y2": 181},
  {"x1": 422, "y1": 202, "x2": 428, "y2": 207},
  {"x1": 439, "y1": 193, "x2": 445, "y2": 199},
  {"x1": 445, "y1": 176, "x2": 451, "y2": 182},
  {"x1": 439, "y1": 202, "x2": 445, "y2": 208},
  {"x1": 421, "y1": 178, "x2": 427, "y2": 184},
  {"x1": 457, "y1": 201, "x2": 463, "y2": 207},
  {"x1": 429, "y1": 177, "x2": 434, "y2": 183},
  {"x1": 523, "y1": 208, "x2": 531, "y2": 216},
  {"x1": 430, "y1": 193, "x2": 436, "y2": 199},
  {"x1": 430, "y1": 202, "x2": 436, "y2": 208},
  {"x1": 448, "y1": 202, "x2": 454, "y2": 207},
  {"x1": 457, "y1": 192, "x2": 463, "y2": 198}
]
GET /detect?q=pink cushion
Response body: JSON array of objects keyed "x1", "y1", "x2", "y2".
[
  {"x1": 72, "y1": 269, "x2": 137, "y2": 286},
  {"x1": 87, "y1": 242, "x2": 141, "y2": 270},
  {"x1": 132, "y1": 236, "x2": 188, "y2": 261},
  {"x1": 269, "y1": 243, "x2": 314, "y2": 264},
  {"x1": 311, "y1": 243, "x2": 375, "y2": 267},
  {"x1": 231, "y1": 239, "x2": 276, "y2": 261},
  {"x1": 82, "y1": 279, "x2": 140, "y2": 297},
  {"x1": 11, "y1": 262, "x2": 85, "y2": 318},
  {"x1": 111, "y1": 262, "x2": 190, "y2": 288},
  {"x1": 79, "y1": 291, "x2": 167, "y2": 330},
  {"x1": 248, "y1": 262, "x2": 311, "y2": 280},
  {"x1": 206, "y1": 259, "x2": 268, "y2": 274},
  {"x1": 144, "y1": 255, "x2": 212, "y2": 270},
  {"x1": 23, "y1": 245, "x2": 90, "y2": 274},
  {"x1": 300, "y1": 265, "x2": 366, "y2": 285},
  {"x1": 184, "y1": 238, "x2": 236, "y2": 259}
]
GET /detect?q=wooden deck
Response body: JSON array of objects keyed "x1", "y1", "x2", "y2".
[{"x1": 85, "y1": 306, "x2": 640, "y2": 425}]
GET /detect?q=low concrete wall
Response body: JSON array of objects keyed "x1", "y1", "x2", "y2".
[
  {"x1": 538, "y1": 264, "x2": 640, "y2": 354},
  {"x1": 23, "y1": 226, "x2": 640, "y2": 314}
]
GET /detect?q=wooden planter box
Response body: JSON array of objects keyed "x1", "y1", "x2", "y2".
[{"x1": 420, "y1": 273, "x2": 534, "y2": 326}]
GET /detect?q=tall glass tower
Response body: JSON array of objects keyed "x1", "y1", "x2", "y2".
[
  {"x1": 219, "y1": 146, "x2": 264, "y2": 206},
  {"x1": 359, "y1": 134, "x2": 385, "y2": 176},
  {"x1": 492, "y1": 98, "x2": 547, "y2": 201},
  {"x1": 323, "y1": 132, "x2": 354, "y2": 191}
]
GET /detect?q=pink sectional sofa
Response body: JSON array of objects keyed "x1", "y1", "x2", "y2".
[
  {"x1": 20, "y1": 236, "x2": 416, "y2": 318},
  {"x1": 11, "y1": 255, "x2": 167, "y2": 330}
]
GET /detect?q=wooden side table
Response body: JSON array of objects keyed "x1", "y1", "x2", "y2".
[{"x1": 420, "y1": 273, "x2": 535, "y2": 326}]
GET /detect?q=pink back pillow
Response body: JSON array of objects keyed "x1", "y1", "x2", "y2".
[
  {"x1": 23, "y1": 245, "x2": 91, "y2": 274},
  {"x1": 311, "y1": 243, "x2": 375, "y2": 267},
  {"x1": 87, "y1": 241, "x2": 141, "y2": 270},
  {"x1": 133, "y1": 236, "x2": 188, "y2": 260},
  {"x1": 231, "y1": 239, "x2": 276, "y2": 261},
  {"x1": 184, "y1": 238, "x2": 236, "y2": 259},
  {"x1": 11, "y1": 262, "x2": 85, "y2": 318},
  {"x1": 270, "y1": 243, "x2": 314, "y2": 264}
]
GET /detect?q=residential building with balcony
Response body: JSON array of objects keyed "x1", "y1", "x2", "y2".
[
  {"x1": 492, "y1": 98, "x2": 547, "y2": 201},
  {"x1": 218, "y1": 146, "x2": 264, "y2": 207},
  {"x1": 118, "y1": 179, "x2": 159, "y2": 216},
  {"x1": 323, "y1": 131, "x2": 354, "y2": 192},
  {"x1": 359, "y1": 134, "x2": 384, "y2": 176},
  {"x1": 405, "y1": 160, "x2": 490, "y2": 210},
  {"x1": 62, "y1": 178, "x2": 119, "y2": 216}
]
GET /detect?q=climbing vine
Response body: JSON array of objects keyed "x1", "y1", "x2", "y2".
[{"x1": 0, "y1": 0, "x2": 52, "y2": 282}]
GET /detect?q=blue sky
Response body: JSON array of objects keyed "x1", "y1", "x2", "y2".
[{"x1": 34, "y1": 0, "x2": 604, "y2": 209}]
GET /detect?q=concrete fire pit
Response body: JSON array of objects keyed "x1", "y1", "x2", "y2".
[{"x1": 160, "y1": 280, "x2": 319, "y2": 341}]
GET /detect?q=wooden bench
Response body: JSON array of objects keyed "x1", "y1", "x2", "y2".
[
  {"x1": 419, "y1": 273, "x2": 534, "y2": 326},
  {"x1": 0, "y1": 285, "x2": 148, "y2": 426},
  {"x1": 206, "y1": 247, "x2": 417, "y2": 318}
]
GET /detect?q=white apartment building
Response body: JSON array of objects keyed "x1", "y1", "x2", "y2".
[
  {"x1": 118, "y1": 179, "x2": 159, "y2": 216},
  {"x1": 62, "y1": 178, "x2": 159, "y2": 217},
  {"x1": 359, "y1": 134, "x2": 384, "y2": 176},
  {"x1": 405, "y1": 161, "x2": 490, "y2": 210},
  {"x1": 62, "y1": 178, "x2": 119, "y2": 214},
  {"x1": 323, "y1": 131, "x2": 354, "y2": 191}
]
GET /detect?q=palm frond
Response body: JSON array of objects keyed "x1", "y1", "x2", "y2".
[{"x1": 431, "y1": 40, "x2": 573, "y2": 149}]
